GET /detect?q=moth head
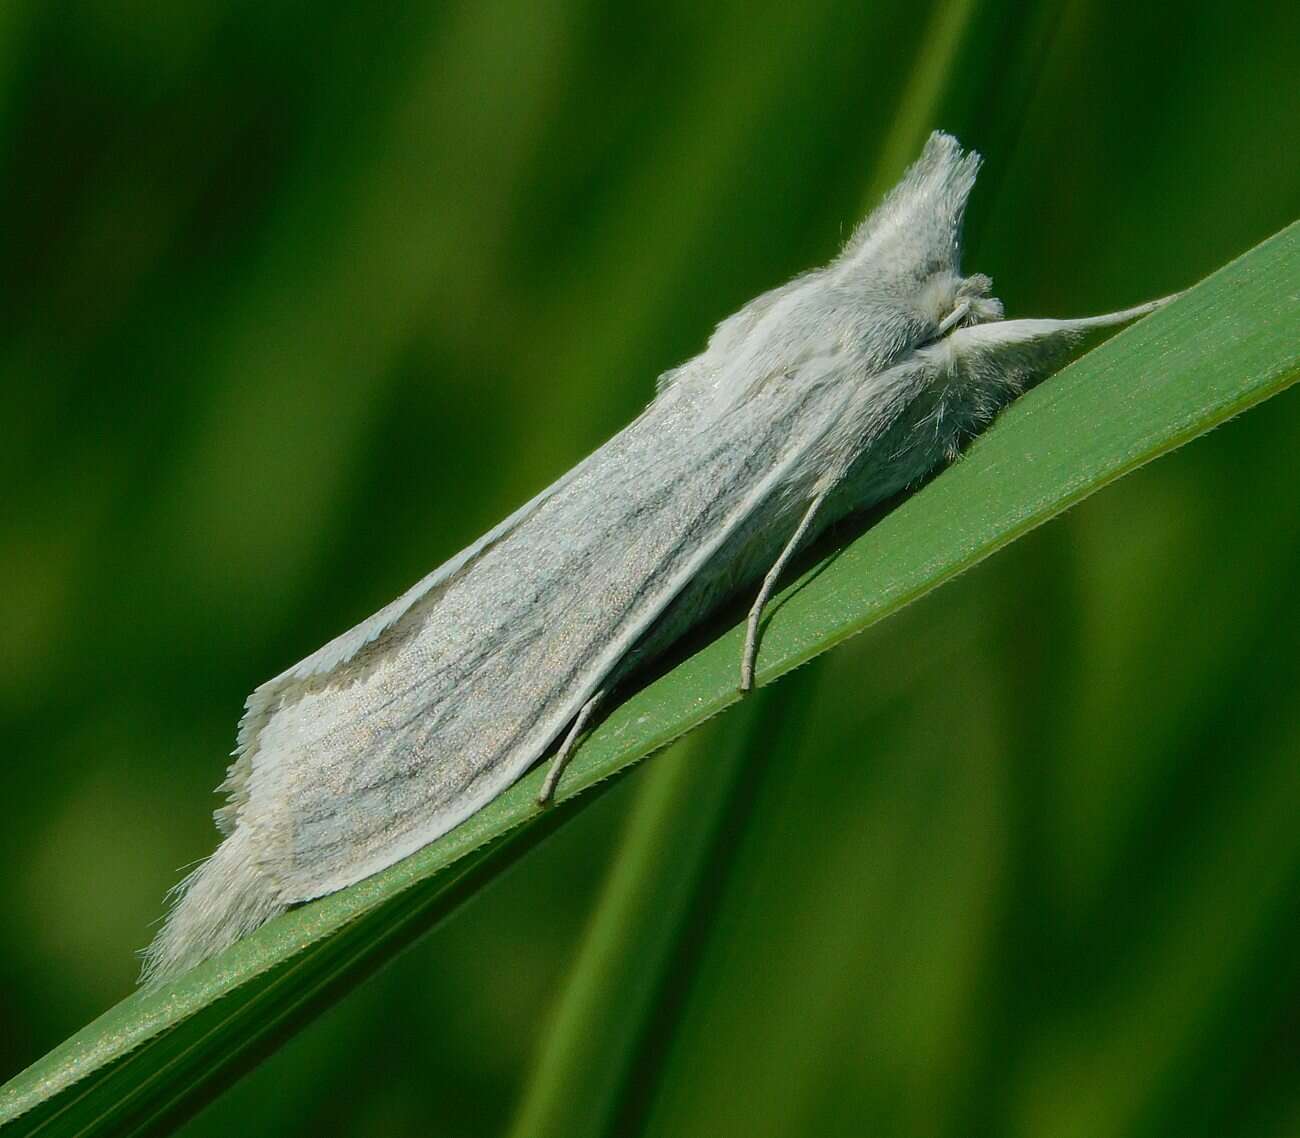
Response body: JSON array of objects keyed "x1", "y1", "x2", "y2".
[
  {"x1": 833, "y1": 131, "x2": 1014, "y2": 345},
  {"x1": 919, "y1": 270, "x2": 1004, "y2": 337},
  {"x1": 831, "y1": 132, "x2": 1178, "y2": 405}
]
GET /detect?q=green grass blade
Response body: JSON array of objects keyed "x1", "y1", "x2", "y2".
[
  {"x1": 1, "y1": 221, "x2": 1296, "y2": 1137},
  {"x1": 508, "y1": 667, "x2": 823, "y2": 1138},
  {"x1": 505, "y1": 705, "x2": 758, "y2": 1138}
]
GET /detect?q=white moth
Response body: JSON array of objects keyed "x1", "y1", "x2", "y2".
[{"x1": 143, "y1": 132, "x2": 1172, "y2": 983}]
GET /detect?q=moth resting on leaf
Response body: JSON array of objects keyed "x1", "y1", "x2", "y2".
[{"x1": 143, "y1": 132, "x2": 1172, "y2": 983}]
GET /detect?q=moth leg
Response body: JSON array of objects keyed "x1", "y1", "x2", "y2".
[
  {"x1": 740, "y1": 489, "x2": 830, "y2": 693},
  {"x1": 538, "y1": 688, "x2": 608, "y2": 805}
]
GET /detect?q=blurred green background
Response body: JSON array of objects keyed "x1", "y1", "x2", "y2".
[{"x1": 3, "y1": 0, "x2": 1299, "y2": 1135}]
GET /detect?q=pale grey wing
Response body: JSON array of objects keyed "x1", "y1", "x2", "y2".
[
  {"x1": 231, "y1": 377, "x2": 838, "y2": 909},
  {"x1": 232, "y1": 435, "x2": 605, "y2": 751},
  {"x1": 254, "y1": 421, "x2": 807, "y2": 902},
  {"x1": 214, "y1": 434, "x2": 605, "y2": 836},
  {"x1": 142, "y1": 436, "x2": 621, "y2": 982},
  {"x1": 141, "y1": 369, "x2": 842, "y2": 983},
  {"x1": 141, "y1": 390, "x2": 743, "y2": 980}
]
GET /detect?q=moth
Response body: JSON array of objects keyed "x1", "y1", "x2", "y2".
[{"x1": 144, "y1": 132, "x2": 1171, "y2": 983}]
